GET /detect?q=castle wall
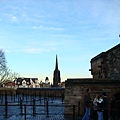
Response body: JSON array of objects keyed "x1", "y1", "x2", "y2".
[
  {"x1": 64, "y1": 79, "x2": 120, "y2": 115},
  {"x1": 90, "y1": 44, "x2": 120, "y2": 80},
  {"x1": 107, "y1": 45, "x2": 120, "y2": 80}
]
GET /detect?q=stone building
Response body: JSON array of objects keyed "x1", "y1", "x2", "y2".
[
  {"x1": 53, "y1": 55, "x2": 61, "y2": 87},
  {"x1": 64, "y1": 44, "x2": 120, "y2": 116},
  {"x1": 90, "y1": 44, "x2": 120, "y2": 80},
  {"x1": 39, "y1": 77, "x2": 51, "y2": 88}
]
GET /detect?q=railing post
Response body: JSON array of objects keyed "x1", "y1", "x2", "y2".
[
  {"x1": 22, "y1": 93, "x2": 24, "y2": 100},
  {"x1": 14, "y1": 93, "x2": 15, "y2": 102},
  {"x1": 18, "y1": 96, "x2": 20, "y2": 105},
  {"x1": 39, "y1": 92, "x2": 41, "y2": 104},
  {"x1": 1, "y1": 94, "x2": 3, "y2": 103},
  {"x1": 5, "y1": 91, "x2": 7, "y2": 102},
  {"x1": 5, "y1": 100, "x2": 8, "y2": 118},
  {"x1": 73, "y1": 105, "x2": 75, "y2": 120},
  {"x1": 78, "y1": 101, "x2": 80, "y2": 116},
  {"x1": 44, "y1": 95, "x2": 46, "y2": 103},
  {"x1": 11, "y1": 91, "x2": 12, "y2": 101},
  {"x1": 20, "y1": 99, "x2": 23, "y2": 115},
  {"x1": 33, "y1": 99, "x2": 36, "y2": 115},
  {"x1": 24, "y1": 104, "x2": 26, "y2": 120},
  {"x1": 61, "y1": 93, "x2": 64, "y2": 103},
  {"x1": 46, "y1": 100, "x2": 49, "y2": 117},
  {"x1": 25, "y1": 94, "x2": 27, "y2": 103}
]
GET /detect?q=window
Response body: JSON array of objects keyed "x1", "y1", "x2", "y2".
[{"x1": 18, "y1": 82, "x2": 20, "y2": 84}]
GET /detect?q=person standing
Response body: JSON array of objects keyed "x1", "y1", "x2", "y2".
[
  {"x1": 110, "y1": 95, "x2": 117, "y2": 120},
  {"x1": 93, "y1": 95, "x2": 98, "y2": 120},
  {"x1": 102, "y1": 92, "x2": 109, "y2": 120},
  {"x1": 82, "y1": 88, "x2": 92, "y2": 120},
  {"x1": 97, "y1": 94, "x2": 104, "y2": 120}
]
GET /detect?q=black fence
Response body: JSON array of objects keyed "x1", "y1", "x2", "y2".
[
  {"x1": 0, "y1": 92, "x2": 120, "y2": 120},
  {"x1": 0, "y1": 92, "x2": 80, "y2": 120},
  {"x1": 0, "y1": 103, "x2": 81, "y2": 120}
]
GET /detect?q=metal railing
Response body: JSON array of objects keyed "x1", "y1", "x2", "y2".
[
  {"x1": 0, "y1": 93, "x2": 120, "y2": 120},
  {"x1": 0, "y1": 93, "x2": 66, "y2": 119}
]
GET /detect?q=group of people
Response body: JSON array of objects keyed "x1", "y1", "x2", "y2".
[
  {"x1": 82, "y1": 88, "x2": 120, "y2": 120},
  {"x1": 92, "y1": 92, "x2": 108, "y2": 120},
  {"x1": 82, "y1": 88, "x2": 109, "y2": 120}
]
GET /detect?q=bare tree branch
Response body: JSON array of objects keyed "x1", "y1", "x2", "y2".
[{"x1": 0, "y1": 49, "x2": 20, "y2": 85}]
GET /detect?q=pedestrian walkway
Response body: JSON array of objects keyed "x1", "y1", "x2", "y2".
[
  {"x1": 0, "y1": 115, "x2": 64, "y2": 120},
  {"x1": 0, "y1": 115, "x2": 85, "y2": 120}
]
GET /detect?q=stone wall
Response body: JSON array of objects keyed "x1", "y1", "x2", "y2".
[
  {"x1": 90, "y1": 52, "x2": 107, "y2": 79},
  {"x1": 64, "y1": 78, "x2": 120, "y2": 115},
  {"x1": 90, "y1": 44, "x2": 120, "y2": 80},
  {"x1": 107, "y1": 45, "x2": 120, "y2": 80}
]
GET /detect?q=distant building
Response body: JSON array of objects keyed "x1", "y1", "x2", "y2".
[
  {"x1": 42, "y1": 83, "x2": 51, "y2": 88},
  {"x1": 58, "y1": 82, "x2": 65, "y2": 88},
  {"x1": 45, "y1": 77, "x2": 50, "y2": 84},
  {"x1": 53, "y1": 55, "x2": 61, "y2": 87},
  {"x1": 15, "y1": 77, "x2": 40, "y2": 88},
  {"x1": 90, "y1": 44, "x2": 120, "y2": 80},
  {"x1": 40, "y1": 77, "x2": 51, "y2": 88},
  {"x1": 4, "y1": 82, "x2": 15, "y2": 88}
]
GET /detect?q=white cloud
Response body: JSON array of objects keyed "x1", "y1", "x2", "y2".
[
  {"x1": 23, "y1": 48, "x2": 50, "y2": 54},
  {"x1": 11, "y1": 16, "x2": 18, "y2": 22},
  {"x1": 5, "y1": 49, "x2": 11, "y2": 53},
  {"x1": 31, "y1": 25, "x2": 65, "y2": 31},
  {"x1": 23, "y1": 48, "x2": 43, "y2": 54},
  {"x1": 3, "y1": 13, "x2": 18, "y2": 22}
]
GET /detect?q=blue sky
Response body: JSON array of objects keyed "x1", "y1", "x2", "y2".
[{"x1": 0, "y1": 0, "x2": 120, "y2": 83}]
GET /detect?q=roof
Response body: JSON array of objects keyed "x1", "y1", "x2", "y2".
[
  {"x1": 16, "y1": 78, "x2": 30, "y2": 85},
  {"x1": 91, "y1": 52, "x2": 106, "y2": 62},
  {"x1": 91, "y1": 44, "x2": 120, "y2": 62},
  {"x1": 5, "y1": 82, "x2": 15, "y2": 86},
  {"x1": 106, "y1": 43, "x2": 120, "y2": 53},
  {"x1": 16, "y1": 77, "x2": 38, "y2": 85},
  {"x1": 31, "y1": 78, "x2": 38, "y2": 83}
]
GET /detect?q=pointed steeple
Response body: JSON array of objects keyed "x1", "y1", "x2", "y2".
[
  {"x1": 55, "y1": 55, "x2": 58, "y2": 70},
  {"x1": 53, "y1": 54, "x2": 61, "y2": 87}
]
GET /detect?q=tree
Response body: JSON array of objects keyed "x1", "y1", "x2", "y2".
[
  {"x1": 0, "y1": 49, "x2": 6, "y2": 70},
  {"x1": 0, "y1": 68, "x2": 20, "y2": 84},
  {"x1": 0, "y1": 49, "x2": 20, "y2": 86},
  {"x1": 0, "y1": 50, "x2": 7, "y2": 83}
]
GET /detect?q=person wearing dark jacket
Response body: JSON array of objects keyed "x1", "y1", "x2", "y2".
[
  {"x1": 97, "y1": 95, "x2": 104, "y2": 120},
  {"x1": 102, "y1": 92, "x2": 109, "y2": 120},
  {"x1": 82, "y1": 88, "x2": 91, "y2": 120},
  {"x1": 110, "y1": 95, "x2": 118, "y2": 120}
]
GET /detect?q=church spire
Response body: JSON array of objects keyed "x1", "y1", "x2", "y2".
[
  {"x1": 53, "y1": 54, "x2": 61, "y2": 87},
  {"x1": 55, "y1": 55, "x2": 58, "y2": 70}
]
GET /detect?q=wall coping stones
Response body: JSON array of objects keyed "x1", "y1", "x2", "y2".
[{"x1": 65, "y1": 78, "x2": 120, "y2": 85}]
